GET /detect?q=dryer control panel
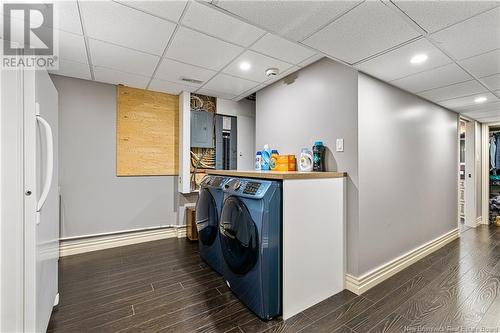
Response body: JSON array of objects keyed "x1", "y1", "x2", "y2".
[
  {"x1": 202, "y1": 175, "x2": 230, "y2": 189},
  {"x1": 223, "y1": 178, "x2": 275, "y2": 199}
]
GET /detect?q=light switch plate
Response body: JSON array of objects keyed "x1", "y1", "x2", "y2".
[{"x1": 336, "y1": 139, "x2": 344, "y2": 152}]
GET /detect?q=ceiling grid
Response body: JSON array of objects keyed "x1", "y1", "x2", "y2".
[{"x1": 37, "y1": 0, "x2": 499, "y2": 122}]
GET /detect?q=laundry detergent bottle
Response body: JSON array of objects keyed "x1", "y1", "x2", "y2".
[
  {"x1": 299, "y1": 148, "x2": 313, "y2": 172},
  {"x1": 261, "y1": 144, "x2": 271, "y2": 170},
  {"x1": 313, "y1": 141, "x2": 326, "y2": 172},
  {"x1": 255, "y1": 151, "x2": 262, "y2": 170},
  {"x1": 270, "y1": 149, "x2": 279, "y2": 170}
]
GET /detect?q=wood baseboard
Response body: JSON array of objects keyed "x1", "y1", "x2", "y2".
[
  {"x1": 345, "y1": 228, "x2": 459, "y2": 295},
  {"x1": 59, "y1": 226, "x2": 187, "y2": 257}
]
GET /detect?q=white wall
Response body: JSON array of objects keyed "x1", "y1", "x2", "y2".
[
  {"x1": 51, "y1": 75, "x2": 196, "y2": 238},
  {"x1": 357, "y1": 74, "x2": 458, "y2": 275},
  {"x1": 217, "y1": 98, "x2": 256, "y2": 170},
  {"x1": 256, "y1": 58, "x2": 360, "y2": 274}
]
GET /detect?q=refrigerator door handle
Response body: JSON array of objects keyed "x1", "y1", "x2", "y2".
[{"x1": 35, "y1": 103, "x2": 54, "y2": 216}]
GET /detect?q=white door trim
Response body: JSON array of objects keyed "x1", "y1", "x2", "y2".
[
  {"x1": 23, "y1": 68, "x2": 38, "y2": 333},
  {"x1": 481, "y1": 122, "x2": 500, "y2": 225},
  {"x1": 464, "y1": 120, "x2": 476, "y2": 228}
]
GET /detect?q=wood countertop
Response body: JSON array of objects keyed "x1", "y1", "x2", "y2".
[{"x1": 208, "y1": 170, "x2": 347, "y2": 180}]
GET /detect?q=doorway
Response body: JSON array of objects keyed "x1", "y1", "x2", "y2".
[{"x1": 459, "y1": 118, "x2": 478, "y2": 232}]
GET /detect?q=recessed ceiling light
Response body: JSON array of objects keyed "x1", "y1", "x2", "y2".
[
  {"x1": 474, "y1": 96, "x2": 487, "y2": 103},
  {"x1": 410, "y1": 53, "x2": 428, "y2": 64},
  {"x1": 239, "y1": 62, "x2": 251, "y2": 71}
]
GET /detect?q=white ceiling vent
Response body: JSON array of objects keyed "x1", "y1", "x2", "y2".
[{"x1": 180, "y1": 77, "x2": 204, "y2": 85}]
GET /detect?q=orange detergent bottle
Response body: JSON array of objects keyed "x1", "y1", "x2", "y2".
[{"x1": 270, "y1": 150, "x2": 279, "y2": 170}]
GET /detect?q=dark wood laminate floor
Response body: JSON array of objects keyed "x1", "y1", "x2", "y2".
[{"x1": 49, "y1": 225, "x2": 500, "y2": 333}]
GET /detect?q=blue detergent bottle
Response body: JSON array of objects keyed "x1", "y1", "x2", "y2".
[{"x1": 261, "y1": 144, "x2": 271, "y2": 170}]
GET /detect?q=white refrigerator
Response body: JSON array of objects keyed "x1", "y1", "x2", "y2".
[{"x1": 1, "y1": 66, "x2": 59, "y2": 332}]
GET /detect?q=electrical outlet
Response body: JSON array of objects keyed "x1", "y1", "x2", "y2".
[{"x1": 336, "y1": 139, "x2": 344, "y2": 152}]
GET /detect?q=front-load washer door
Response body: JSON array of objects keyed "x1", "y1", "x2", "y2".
[
  {"x1": 220, "y1": 196, "x2": 258, "y2": 275},
  {"x1": 196, "y1": 188, "x2": 218, "y2": 246}
]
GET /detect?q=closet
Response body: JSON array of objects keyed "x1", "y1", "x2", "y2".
[{"x1": 489, "y1": 126, "x2": 500, "y2": 223}]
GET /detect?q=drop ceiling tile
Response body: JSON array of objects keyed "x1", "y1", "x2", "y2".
[
  {"x1": 439, "y1": 92, "x2": 498, "y2": 110},
  {"x1": 355, "y1": 39, "x2": 451, "y2": 82},
  {"x1": 303, "y1": 1, "x2": 420, "y2": 64},
  {"x1": 430, "y1": 7, "x2": 500, "y2": 60},
  {"x1": 462, "y1": 109, "x2": 500, "y2": 119},
  {"x1": 215, "y1": 1, "x2": 362, "y2": 41},
  {"x1": 203, "y1": 73, "x2": 258, "y2": 96},
  {"x1": 298, "y1": 54, "x2": 324, "y2": 68},
  {"x1": 196, "y1": 88, "x2": 236, "y2": 100},
  {"x1": 149, "y1": 78, "x2": 196, "y2": 95},
  {"x1": 474, "y1": 115, "x2": 500, "y2": 123},
  {"x1": 57, "y1": 30, "x2": 88, "y2": 64},
  {"x1": 182, "y1": 1, "x2": 264, "y2": 47},
  {"x1": 460, "y1": 49, "x2": 500, "y2": 78},
  {"x1": 390, "y1": 63, "x2": 472, "y2": 93},
  {"x1": 54, "y1": 1, "x2": 83, "y2": 35},
  {"x1": 223, "y1": 50, "x2": 292, "y2": 83},
  {"x1": 3, "y1": 23, "x2": 83, "y2": 55},
  {"x1": 155, "y1": 58, "x2": 216, "y2": 86},
  {"x1": 116, "y1": 1, "x2": 187, "y2": 22},
  {"x1": 34, "y1": 1, "x2": 83, "y2": 34},
  {"x1": 454, "y1": 100, "x2": 500, "y2": 113},
  {"x1": 1, "y1": 1, "x2": 82, "y2": 34},
  {"x1": 166, "y1": 27, "x2": 243, "y2": 71},
  {"x1": 461, "y1": 106, "x2": 500, "y2": 122},
  {"x1": 480, "y1": 74, "x2": 500, "y2": 91},
  {"x1": 89, "y1": 39, "x2": 159, "y2": 76},
  {"x1": 80, "y1": 1, "x2": 176, "y2": 55},
  {"x1": 49, "y1": 59, "x2": 91, "y2": 81},
  {"x1": 233, "y1": 83, "x2": 265, "y2": 101},
  {"x1": 250, "y1": 34, "x2": 316, "y2": 64},
  {"x1": 93, "y1": 66, "x2": 150, "y2": 88},
  {"x1": 393, "y1": 1, "x2": 499, "y2": 33},
  {"x1": 418, "y1": 80, "x2": 488, "y2": 102}
]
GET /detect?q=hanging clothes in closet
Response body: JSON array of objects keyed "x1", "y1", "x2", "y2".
[
  {"x1": 490, "y1": 135, "x2": 496, "y2": 171},
  {"x1": 490, "y1": 131, "x2": 500, "y2": 223}
]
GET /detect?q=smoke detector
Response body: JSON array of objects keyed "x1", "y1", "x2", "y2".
[{"x1": 265, "y1": 68, "x2": 279, "y2": 77}]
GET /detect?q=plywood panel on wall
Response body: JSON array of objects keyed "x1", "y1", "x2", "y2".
[{"x1": 117, "y1": 86, "x2": 179, "y2": 176}]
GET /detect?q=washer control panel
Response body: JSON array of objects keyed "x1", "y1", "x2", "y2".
[
  {"x1": 243, "y1": 181, "x2": 261, "y2": 195},
  {"x1": 223, "y1": 178, "x2": 274, "y2": 199}
]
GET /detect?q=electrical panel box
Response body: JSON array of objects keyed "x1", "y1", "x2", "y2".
[
  {"x1": 190, "y1": 110, "x2": 214, "y2": 148},
  {"x1": 215, "y1": 114, "x2": 237, "y2": 170}
]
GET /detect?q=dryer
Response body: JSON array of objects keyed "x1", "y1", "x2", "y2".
[
  {"x1": 219, "y1": 178, "x2": 282, "y2": 320},
  {"x1": 195, "y1": 175, "x2": 230, "y2": 275}
]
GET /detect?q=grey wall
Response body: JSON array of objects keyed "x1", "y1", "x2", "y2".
[
  {"x1": 256, "y1": 58, "x2": 360, "y2": 274},
  {"x1": 256, "y1": 60, "x2": 460, "y2": 277},
  {"x1": 357, "y1": 74, "x2": 458, "y2": 275},
  {"x1": 51, "y1": 75, "x2": 196, "y2": 238},
  {"x1": 217, "y1": 98, "x2": 256, "y2": 170}
]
